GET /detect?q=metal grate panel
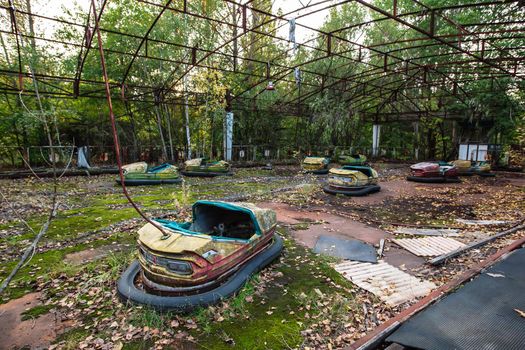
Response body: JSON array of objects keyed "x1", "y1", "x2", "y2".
[
  {"x1": 393, "y1": 227, "x2": 460, "y2": 237},
  {"x1": 334, "y1": 260, "x2": 436, "y2": 306},
  {"x1": 393, "y1": 237, "x2": 466, "y2": 257}
]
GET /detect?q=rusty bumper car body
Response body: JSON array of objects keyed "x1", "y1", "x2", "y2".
[
  {"x1": 116, "y1": 162, "x2": 182, "y2": 186},
  {"x1": 407, "y1": 162, "x2": 460, "y2": 183},
  {"x1": 323, "y1": 165, "x2": 381, "y2": 196},
  {"x1": 181, "y1": 158, "x2": 232, "y2": 177},
  {"x1": 117, "y1": 201, "x2": 283, "y2": 311},
  {"x1": 302, "y1": 156, "x2": 330, "y2": 174}
]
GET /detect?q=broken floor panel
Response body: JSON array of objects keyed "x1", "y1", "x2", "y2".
[
  {"x1": 393, "y1": 237, "x2": 466, "y2": 257},
  {"x1": 313, "y1": 235, "x2": 378, "y2": 263},
  {"x1": 393, "y1": 227, "x2": 461, "y2": 237},
  {"x1": 334, "y1": 260, "x2": 436, "y2": 306}
]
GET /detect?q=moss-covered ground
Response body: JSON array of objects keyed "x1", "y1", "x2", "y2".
[{"x1": 1, "y1": 165, "x2": 523, "y2": 349}]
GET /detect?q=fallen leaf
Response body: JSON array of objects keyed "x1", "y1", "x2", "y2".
[{"x1": 515, "y1": 309, "x2": 525, "y2": 318}]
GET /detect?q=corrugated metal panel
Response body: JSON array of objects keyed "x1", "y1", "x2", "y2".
[
  {"x1": 456, "y1": 219, "x2": 508, "y2": 226},
  {"x1": 393, "y1": 237, "x2": 466, "y2": 257},
  {"x1": 334, "y1": 260, "x2": 436, "y2": 306},
  {"x1": 393, "y1": 227, "x2": 460, "y2": 237}
]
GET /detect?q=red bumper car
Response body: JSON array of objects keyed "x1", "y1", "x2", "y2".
[{"x1": 407, "y1": 162, "x2": 461, "y2": 183}]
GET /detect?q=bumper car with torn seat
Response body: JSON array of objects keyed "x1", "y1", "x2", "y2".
[
  {"x1": 116, "y1": 162, "x2": 182, "y2": 186},
  {"x1": 117, "y1": 201, "x2": 283, "y2": 311},
  {"x1": 302, "y1": 156, "x2": 330, "y2": 174},
  {"x1": 323, "y1": 165, "x2": 381, "y2": 196},
  {"x1": 338, "y1": 153, "x2": 367, "y2": 166},
  {"x1": 407, "y1": 162, "x2": 461, "y2": 183},
  {"x1": 181, "y1": 158, "x2": 233, "y2": 177}
]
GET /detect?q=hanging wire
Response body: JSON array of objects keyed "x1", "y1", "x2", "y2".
[{"x1": 90, "y1": 0, "x2": 171, "y2": 238}]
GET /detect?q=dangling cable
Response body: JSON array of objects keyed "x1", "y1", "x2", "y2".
[{"x1": 91, "y1": 0, "x2": 170, "y2": 238}]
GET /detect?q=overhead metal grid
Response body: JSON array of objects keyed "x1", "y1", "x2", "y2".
[{"x1": 0, "y1": 0, "x2": 523, "y2": 122}]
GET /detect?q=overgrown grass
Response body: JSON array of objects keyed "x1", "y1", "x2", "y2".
[
  {"x1": 20, "y1": 304, "x2": 55, "y2": 320},
  {"x1": 0, "y1": 233, "x2": 136, "y2": 303}
]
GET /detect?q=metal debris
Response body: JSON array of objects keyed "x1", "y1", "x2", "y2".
[
  {"x1": 334, "y1": 260, "x2": 436, "y2": 306},
  {"x1": 313, "y1": 235, "x2": 377, "y2": 263},
  {"x1": 393, "y1": 237, "x2": 466, "y2": 257},
  {"x1": 394, "y1": 227, "x2": 460, "y2": 237},
  {"x1": 377, "y1": 239, "x2": 385, "y2": 258},
  {"x1": 456, "y1": 219, "x2": 509, "y2": 226}
]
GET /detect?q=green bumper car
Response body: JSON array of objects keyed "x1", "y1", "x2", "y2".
[
  {"x1": 472, "y1": 161, "x2": 496, "y2": 177},
  {"x1": 323, "y1": 165, "x2": 380, "y2": 196},
  {"x1": 181, "y1": 158, "x2": 233, "y2": 177},
  {"x1": 338, "y1": 153, "x2": 367, "y2": 166},
  {"x1": 117, "y1": 162, "x2": 182, "y2": 186},
  {"x1": 302, "y1": 156, "x2": 330, "y2": 175}
]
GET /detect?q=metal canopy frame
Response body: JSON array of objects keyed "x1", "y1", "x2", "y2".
[{"x1": 0, "y1": 0, "x2": 524, "y2": 122}]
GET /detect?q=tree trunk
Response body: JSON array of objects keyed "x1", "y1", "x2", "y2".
[
  {"x1": 124, "y1": 100, "x2": 139, "y2": 160},
  {"x1": 210, "y1": 110, "x2": 216, "y2": 158},
  {"x1": 154, "y1": 105, "x2": 168, "y2": 161},
  {"x1": 25, "y1": 0, "x2": 37, "y2": 51},
  {"x1": 163, "y1": 103, "x2": 174, "y2": 161}
]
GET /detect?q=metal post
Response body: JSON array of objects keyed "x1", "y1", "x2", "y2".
[
  {"x1": 372, "y1": 124, "x2": 381, "y2": 157},
  {"x1": 224, "y1": 112, "x2": 233, "y2": 161}
]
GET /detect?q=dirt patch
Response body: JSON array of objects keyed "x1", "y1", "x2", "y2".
[
  {"x1": 0, "y1": 292, "x2": 70, "y2": 350},
  {"x1": 258, "y1": 202, "x2": 423, "y2": 269},
  {"x1": 258, "y1": 202, "x2": 327, "y2": 225},
  {"x1": 64, "y1": 243, "x2": 132, "y2": 265}
]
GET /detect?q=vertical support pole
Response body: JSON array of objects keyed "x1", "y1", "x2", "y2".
[
  {"x1": 358, "y1": 47, "x2": 362, "y2": 61},
  {"x1": 73, "y1": 80, "x2": 80, "y2": 97},
  {"x1": 414, "y1": 121, "x2": 419, "y2": 160},
  {"x1": 429, "y1": 10, "x2": 435, "y2": 36},
  {"x1": 393, "y1": 0, "x2": 397, "y2": 16},
  {"x1": 327, "y1": 34, "x2": 332, "y2": 56},
  {"x1": 192, "y1": 46, "x2": 197, "y2": 65},
  {"x1": 383, "y1": 54, "x2": 388, "y2": 72},
  {"x1": 224, "y1": 112, "x2": 233, "y2": 161},
  {"x1": 372, "y1": 124, "x2": 381, "y2": 157},
  {"x1": 224, "y1": 90, "x2": 233, "y2": 161},
  {"x1": 18, "y1": 73, "x2": 24, "y2": 90},
  {"x1": 481, "y1": 39, "x2": 485, "y2": 59},
  {"x1": 242, "y1": 5, "x2": 247, "y2": 33},
  {"x1": 183, "y1": 0, "x2": 187, "y2": 13}
]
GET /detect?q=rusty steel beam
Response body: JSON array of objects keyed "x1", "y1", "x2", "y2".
[
  {"x1": 120, "y1": 0, "x2": 174, "y2": 85},
  {"x1": 74, "y1": 0, "x2": 108, "y2": 97},
  {"x1": 353, "y1": 0, "x2": 521, "y2": 79}
]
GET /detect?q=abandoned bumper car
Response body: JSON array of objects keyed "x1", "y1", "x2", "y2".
[
  {"x1": 302, "y1": 156, "x2": 330, "y2": 174},
  {"x1": 323, "y1": 165, "x2": 381, "y2": 196},
  {"x1": 117, "y1": 201, "x2": 283, "y2": 311},
  {"x1": 181, "y1": 158, "x2": 232, "y2": 177},
  {"x1": 452, "y1": 160, "x2": 496, "y2": 177},
  {"x1": 116, "y1": 162, "x2": 182, "y2": 186},
  {"x1": 407, "y1": 162, "x2": 461, "y2": 183},
  {"x1": 338, "y1": 153, "x2": 367, "y2": 166}
]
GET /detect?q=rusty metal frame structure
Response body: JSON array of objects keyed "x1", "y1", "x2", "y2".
[{"x1": 0, "y1": 0, "x2": 524, "y2": 123}]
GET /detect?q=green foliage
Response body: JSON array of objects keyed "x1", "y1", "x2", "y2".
[
  {"x1": 20, "y1": 304, "x2": 55, "y2": 320},
  {"x1": 0, "y1": 0, "x2": 523, "y2": 161}
]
